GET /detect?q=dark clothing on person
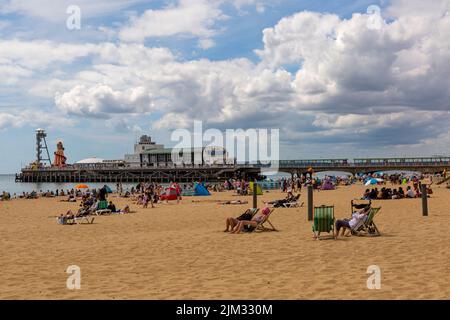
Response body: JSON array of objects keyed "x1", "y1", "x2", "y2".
[
  {"x1": 237, "y1": 212, "x2": 253, "y2": 221},
  {"x1": 99, "y1": 187, "x2": 107, "y2": 201}
]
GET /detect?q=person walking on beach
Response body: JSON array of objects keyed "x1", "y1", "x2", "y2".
[
  {"x1": 143, "y1": 193, "x2": 150, "y2": 208},
  {"x1": 99, "y1": 185, "x2": 107, "y2": 201},
  {"x1": 174, "y1": 182, "x2": 182, "y2": 204}
]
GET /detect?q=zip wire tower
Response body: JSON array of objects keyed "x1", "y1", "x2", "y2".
[{"x1": 36, "y1": 128, "x2": 51, "y2": 166}]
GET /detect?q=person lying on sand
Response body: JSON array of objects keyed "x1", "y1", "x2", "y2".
[
  {"x1": 120, "y1": 205, "x2": 131, "y2": 214},
  {"x1": 220, "y1": 200, "x2": 248, "y2": 205},
  {"x1": 231, "y1": 207, "x2": 271, "y2": 234},
  {"x1": 113, "y1": 205, "x2": 131, "y2": 214},
  {"x1": 334, "y1": 206, "x2": 370, "y2": 238},
  {"x1": 60, "y1": 194, "x2": 76, "y2": 202},
  {"x1": 224, "y1": 208, "x2": 254, "y2": 232}
]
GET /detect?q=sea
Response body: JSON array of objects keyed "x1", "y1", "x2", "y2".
[{"x1": 0, "y1": 174, "x2": 140, "y2": 195}]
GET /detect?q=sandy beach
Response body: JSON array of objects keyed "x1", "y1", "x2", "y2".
[{"x1": 0, "y1": 183, "x2": 449, "y2": 300}]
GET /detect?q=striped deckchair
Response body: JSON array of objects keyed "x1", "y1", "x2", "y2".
[
  {"x1": 354, "y1": 207, "x2": 381, "y2": 236},
  {"x1": 312, "y1": 205, "x2": 335, "y2": 240},
  {"x1": 249, "y1": 208, "x2": 260, "y2": 217}
]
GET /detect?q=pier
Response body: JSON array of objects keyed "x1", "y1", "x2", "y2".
[{"x1": 16, "y1": 158, "x2": 450, "y2": 183}]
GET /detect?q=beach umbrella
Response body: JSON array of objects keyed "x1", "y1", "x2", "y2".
[
  {"x1": 75, "y1": 184, "x2": 89, "y2": 189},
  {"x1": 365, "y1": 178, "x2": 379, "y2": 186}
]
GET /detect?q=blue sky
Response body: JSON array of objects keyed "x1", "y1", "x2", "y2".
[{"x1": 0, "y1": 0, "x2": 449, "y2": 173}]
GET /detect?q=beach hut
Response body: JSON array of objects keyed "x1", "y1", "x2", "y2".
[{"x1": 249, "y1": 182, "x2": 263, "y2": 195}]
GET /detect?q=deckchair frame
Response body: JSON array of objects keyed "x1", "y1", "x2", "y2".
[
  {"x1": 352, "y1": 207, "x2": 381, "y2": 236},
  {"x1": 256, "y1": 208, "x2": 277, "y2": 232},
  {"x1": 282, "y1": 194, "x2": 303, "y2": 208},
  {"x1": 66, "y1": 215, "x2": 95, "y2": 225},
  {"x1": 95, "y1": 209, "x2": 112, "y2": 216}
]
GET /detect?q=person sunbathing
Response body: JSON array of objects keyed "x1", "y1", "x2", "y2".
[
  {"x1": 27, "y1": 191, "x2": 38, "y2": 199},
  {"x1": 220, "y1": 200, "x2": 248, "y2": 205},
  {"x1": 265, "y1": 193, "x2": 298, "y2": 207},
  {"x1": 119, "y1": 205, "x2": 131, "y2": 214},
  {"x1": 334, "y1": 206, "x2": 370, "y2": 238},
  {"x1": 224, "y1": 209, "x2": 254, "y2": 232},
  {"x1": 57, "y1": 210, "x2": 78, "y2": 225},
  {"x1": 60, "y1": 194, "x2": 76, "y2": 202},
  {"x1": 231, "y1": 207, "x2": 271, "y2": 234},
  {"x1": 61, "y1": 209, "x2": 95, "y2": 224},
  {"x1": 76, "y1": 205, "x2": 91, "y2": 217}
]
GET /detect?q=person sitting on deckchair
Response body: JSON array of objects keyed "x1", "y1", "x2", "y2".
[
  {"x1": 231, "y1": 207, "x2": 271, "y2": 234},
  {"x1": 77, "y1": 204, "x2": 92, "y2": 217},
  {"x1": 335, "y1": 206, "x2": 370, "y2": 238},
  {"x1": 57, "y1": 210, "x2": 75, "y2": 225},
  {"x1": 224, "y1": 208, "x2": 254, "y2": 232},
  {"x1": 57, "y1": 210, "x2": 88, "y2": 224}
]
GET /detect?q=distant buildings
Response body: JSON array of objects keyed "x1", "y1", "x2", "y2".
[{"x1": 124, "y1": 135, "x2": 231, "y2": 167}]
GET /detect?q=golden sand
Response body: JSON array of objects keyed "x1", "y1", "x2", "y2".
[{"x1": 0, "y1": 184, "x2": 449, "y2": 299}]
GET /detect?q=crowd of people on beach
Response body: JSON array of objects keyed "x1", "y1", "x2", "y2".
[
  {"x1": 362, "y1": 179, "x2": 433, "y2": 200},
  {"x1": 361, "y1": 185, "x2": 432, "y2": 200},
  {"x1": 57, "y1": 185, "x2": 131, "y2": 225},
  {"x1": 2, "y1": 170, "x2": 447, "y2": 236},
  {"x1": 128, "y1": 181, "x2": 181, "y2": 208}
]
